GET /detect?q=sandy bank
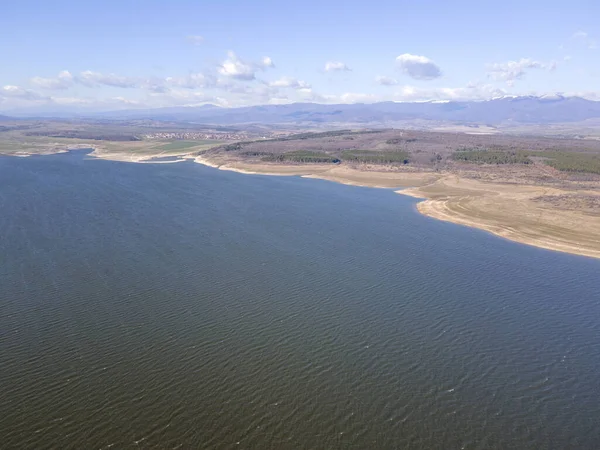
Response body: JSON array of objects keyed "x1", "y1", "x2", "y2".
[
  {"x1": 193, "y1": 157, "x2": 438, "y2": 188},
  {"x1": 399, "y1": 177, "x2": 600, "y2": 259},
  {"x1": 1, "y1": 145, "x2": 193, "y2": 164},
  {"x1": 90, "y1": 148, "x2": 194, "y2": 164}
]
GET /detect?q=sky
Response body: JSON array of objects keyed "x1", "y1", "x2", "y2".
[{"x1": 1, "y1": 0, "x2": 599, "y2": 112}]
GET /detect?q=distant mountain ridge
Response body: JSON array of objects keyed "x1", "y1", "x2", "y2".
[
  {"x1": 95, "y1": 95, "x2": 600, "y2": 125},
  {"x1": 5, "y1": 95, "x2": 600, "y2": 126}
]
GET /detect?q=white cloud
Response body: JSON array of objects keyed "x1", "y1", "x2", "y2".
[
  {"x1": 396, "y1": 54, "x2": 442, "y2": 80},
  {"x1": 393, "y1": 83, "x2": 506, "y2": 102},
  {"x1": 111, "y1": 97, "x2": 142, "y2": 105},
  {"x1": 297, "y1": 87, "x2": 328, "y2": 102},
  {"x1": 243, "y1": 84, "x2": 281, "y2": 102},
  {"x1": 51, "y1": 96, "x2": 93, "y2": 105},
  {"x1": 186, "y1": 35, "x2": 204, "y2": 45},
  {"x1": 165, "y1": 72, "x2": 214, "y2": 89},
  {"x1": 218, "y1": 51, "x2": 274, "y2": 80},
  {"x1": 268, "y1": 77, "x2": 310, "y2": 89},
  {"x1": 29, "y1": 70, "x2": 171, "y2": 92},
  {"x1": 143, "y1": 83, "x2": 170, "y2": 94},
  {"x1": 262, "y1": 56, "x2": 275, "y2": 68},
  {"x1": 78, "y1": 71, "x2": 139, "y2": 88},
  {"x1": 1, "y1": 85, "x2": 46, "y2": 100},
  {"x1": 30, "y1": 70, "x2": 74, "y2": 90},
  {"x1": 149, "y1": 88, "x2": 216, "y2": 106},
  {"x1": 571, "y1": 31, "x2": 597, "y2": 49},
  {"x1": 338, "y1": 92, "x2": 380, "y2": 103},
  {"x1": 311, "y1": 84, "x2": 506, "y2": 104},
  {"x1": 568, "y1": 91, "x2": 600, "y2": 101},
  {"x1": 268, "y1": 96, "x2": 290, "y2": 105},
  {"x1": 375, "y1": 75, "x2": 398, "y2": 86},
  {"x1": 324, "y1": 61, "x2": 351, "y2": 72},
  {"x1": 486, "y1": 58, "x2": 557, "y2": 85}
]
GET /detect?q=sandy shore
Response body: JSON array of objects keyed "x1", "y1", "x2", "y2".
[
  {"x1": 399, "y1": 177, "x2": 600, "y2": 259},
  {"x1": 193, "y1": 157, "x2": 439, "y2": 188},
  {"x1": 90, "y1": 147, "x2": 194, "y2": 163},
  {"x1": 3, "y1": 146, "x2": 193, "y2": 164}
]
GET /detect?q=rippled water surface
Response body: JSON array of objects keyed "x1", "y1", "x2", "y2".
[{"x1": 1, "y1": 151, "x2": 600, "y2": 449}]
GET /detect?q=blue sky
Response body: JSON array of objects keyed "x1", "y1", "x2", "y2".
[{"x1": 1, "y1": 0, "x2": 599, "y2": 111}]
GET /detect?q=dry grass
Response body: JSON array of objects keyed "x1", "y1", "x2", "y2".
[{"x1": 400, "y1": 177, "x2": 600, "y2": 259}]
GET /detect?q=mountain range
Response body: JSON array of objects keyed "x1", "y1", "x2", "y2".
[{"x1": 5, "y1": 95, "x2": 600, "y2": 127}]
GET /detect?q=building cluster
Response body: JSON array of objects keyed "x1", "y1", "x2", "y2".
[{"x1": 142, "y1": 132, "x2": 249, "y2": 141}]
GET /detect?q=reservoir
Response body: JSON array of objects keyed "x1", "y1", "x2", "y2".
[{"x1": 1, "y1": 150, "x2": 599, "y2": 449}]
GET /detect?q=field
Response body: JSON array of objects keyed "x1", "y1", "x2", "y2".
[
  {"x1": 261, "y1": 150, "x2": 341, "y2": 163},
  {"x1": 202, "y1": 128, "x2": 600, "y2": 177},
  {"x1": 534, "y1": 151, "x2": 600, "y2": 175},
  {"x1": 0, "y1": 117, "x2": 259, "y2": 160},
  {"x1": 342, "y1": 150, "x2": 410, "y2": 164},
  {"x1": 0, "y1": 120, "x2": 234, "y2": 161},
  {"x1": 154, "y1": 140, "x2": 219, "y2": 151},
  {"x1": 451, "y1": 149, "x2": 532, "y2": 165},
  {"x1": 450, "y1": 148, "x2": 600, "y2": 175},
  {"x1": 0, "y1": 136, "x2": 224, "y2": 160}
]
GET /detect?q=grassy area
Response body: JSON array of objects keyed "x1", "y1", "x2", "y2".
[
  {"x1": 0, "y1": 136, "x2": 94, "y2": 154},
  {"x1": 266, "y1": 130, "x2": 385, "y2": 142},
  {"x1": 223, "y1": 142, "x2": 246, "y2": 151},
  {"x1": 155, "y1": 140, "x2": 219, "y2": 151},
  {"x1": 386, "y1": 138, "x2": 417, "y2": 144},
  {"x1": 240, "y1": 151, "x2": 272, "y2": 157},
  {"x1": 262, "y1": 150, "x2": 340, "y2": 163},
  {"x1": 342, "y1": 150, "x2": 410, "y2": 164},
  {"x1": 452, "y1": 149, "x2": 532, "y2": 164},
  {"x1": 452, "y1": 148, "x2": 600, "y2": 175},
  {"x1": 24, "y1": 131, "x2": 140, "y2": 141},
  {"x1": 536, "y1": 151, "x2": 600, "y2": 175},
  {"x1": 278, "y1": 130, "x2": 352, "y2": 140},
  {"x1": 0, "y1": 135, "x2": 224, "y2": 157}
]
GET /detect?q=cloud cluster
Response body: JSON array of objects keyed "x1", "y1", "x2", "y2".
[
  {"x1": 571, "y1": 31, "x2": 597, "y2": 49},
  {"x1": 486, "y1": 58, "x2": 556, "y2": 86},
  {"x1": 0, "y1": 85, "x2": 150, "y2": 110},
  {"x1": 324, "y1": 61, "x2": 351, "y2": 72},
  {"x1": 0, "y1": 38, "x2": 591, "y2": 112},
  {"x1": 2, "y1": 85, "x2": 46, "y2": 100},
  {"x1": 30, "y1": 71, "x2": 74, "y2": 90},
  {"x1": 79, "y1": 71, "x2": 140, "y2": 88},
  {"x1": 375, "y1": 76, "x2": 398, "y2": 86},
  {"x1": 218, "y1": 51, "x2": 275, "y2": 80},
  {"x1": 396, "y1": 54, "x2": 442, "y2": 80},
  {"x1": 327, "y1": 82, "x2": 508, "y2": 104},
  {"x1": 394, "y1": 82, "x2": 506, "y2": 102},
  {"x1": 268, "y1": 77, "x2": 310, "y2": 89},
  {"x1": 165, "y1": 72, "x2": 215, "y2": 90},
  {"x1": 31, "y1": 70, "x2": 143, "y2": 90}
]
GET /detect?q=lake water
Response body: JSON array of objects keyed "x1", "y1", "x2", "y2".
[{"x1": 1, "y1": 150, "x2": 600, "y2": 449}]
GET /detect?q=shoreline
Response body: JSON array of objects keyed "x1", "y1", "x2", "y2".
[
  {"x1": 192, "y1": 156, "x2": 440, "y2": 188},
  {"x1": 191, "y1": 156, "x2": 600, "y2": 260},
  {"x1": 398, "y1": 178, "x2": 600, "y2": 260},
  {"x1": 4, "y1": 146, "x2": 600, "y2": 260}
]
